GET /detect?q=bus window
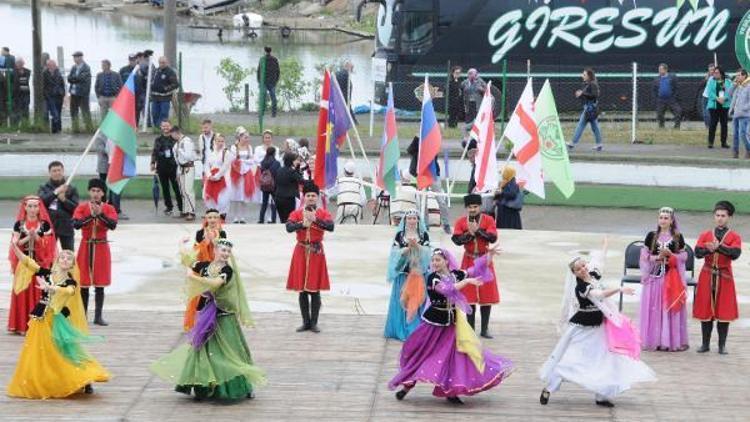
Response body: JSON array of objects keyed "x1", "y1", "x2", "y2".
[{"x1": 399, "y1": 11, "x2": 434, "y2": 55}]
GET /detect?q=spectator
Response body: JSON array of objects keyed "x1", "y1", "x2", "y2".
[
  {"x1": 567, "y1": 67, "x2": 603, "y2": 151},
  {"x1": 653, "y1": 63, "x2": 681, "y2": 129},
  {"x1": 729, "y1": 69, "x2": 750, "y2": 159},
  {"x1": 706, "y1": 66, "x2": 732, "y2": 149},
  {"x1": 67, "y1": 51, "x2": 93, "y2": 133},
  {"x1": 119, "y1": 53, "x2": 137, "y2": 83},
  {"x1": 493, "y1": 165, "x2": 523, "y2": 230},
  {"x1": 274, "y1": 152, "x2": 303, "y2": 223},
  {"x1": 0, "y1": 47, "x2": 15, "y2": 69},
  {"x1": 701, "y1": 63, "x2": 716, "y2": 128},
  {"x1": 134, "y1": 51, "x2": 154, "y2": 126},
  {"x1": 336, "y1": 61, "x2": 357, "y2": 124},
  {"x1": 198, "y1": 118, "x2": 215, "y2": 170},
  {"x1": 297, "y1": 137, "x2": 312, "y2": 179},
  {"x1": 463, "y1": 139, "x2": 478, "y2": 193},
  {"x1": 461, "y1": 68, "x2": 486, "y2": 127},
  {"x1": 95, "y1": 133, "x2": 128, "y2": 219},
  {"x1": 95, "y1": 59, "x2": 123, "y2": 120},
  {"x1": 257, "y1": 46, "x2": 279, "y2": 118},
  {"x1": 258, "y1": 146, "x2": 280, "y2": 224},
  {"x1": 150, "y1": 56, "x2": 179, "y2": 126},
  {"x1": 11, "y1": 58, "x2": 31, "y2": 125},
  {"x1": 37, "y1": 161, "x2": 79, "y2": 251},
  {"x1": 171, "y1": 125, "x2": 197, "y2": 221},
  {"x1": 150, "y1": 120, "x2": 183, "y2": 216},
  {"x1": 447, "y1": 66, "x2": 464, "y2": 128},
  {"x1": 0, "y1": 47, "x2": 14, "y2": 125},
  {"x1": 253, "y1": 129, "x2": 276, "y2": 162},
  {"x1": 42, "y1": 59, "x2": 65, "y2": 134}
]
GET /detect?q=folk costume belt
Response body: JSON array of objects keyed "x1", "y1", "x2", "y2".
[
  {"x1": 85, "y1": 239, "x2": 109, "y2": 244},
  {"x1": 298, "y1": 241, "x2": 322, "y2": 254}
]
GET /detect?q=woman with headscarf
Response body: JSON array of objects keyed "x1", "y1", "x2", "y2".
[
  {"x1": 228, "y1": 129, "x2": 257, "y2": 224},
  {"x1": 151, "y1": 239, "x2": 266, "y2": 401},
  {"x1": 384, "y1": 210, "x2": 431, "y2": 341},
  {"x1": 639, "y1": 207, "x2": 689, "y2": 352},
  {"x1": 539, "y1": 241, "x2": 656, "y2": 408},
  {"x1": 7, "y1": 244, "x2": 110, "y2": 398},
  {"x1": 8, "y1": 195, "x2": 57, "y2": 334},
  {"x1": 494, "y1": 166, "x2": 523, "y2": 230},
  {"x1": 389, "y1": 247, "x2": 512, "y2": 405},
  {"x1": 203, "y1": 134, "x2": 233, "y2": 219}
]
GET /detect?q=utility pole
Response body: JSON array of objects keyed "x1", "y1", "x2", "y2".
[
  {"x1": 31, "y1": 0, "x2": 44, "y2": 123},
  {"x1": 164, "y1": 0, "x2": 177, "y2": 66}
]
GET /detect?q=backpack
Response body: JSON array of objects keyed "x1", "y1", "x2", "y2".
[{"x1": 259, "y1": 168, "x2": 275, "y2": 193}]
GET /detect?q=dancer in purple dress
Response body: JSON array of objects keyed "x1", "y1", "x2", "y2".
[
  {"x1": 639, "y1": 207, "x2": 689, "y2": 351},
  {"x1": 388, "y1": 247, "x2": 513, "y2": 405}
]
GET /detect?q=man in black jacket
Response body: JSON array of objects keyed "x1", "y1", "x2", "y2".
[
  {"x1": 150, "y1": 56, "x2": 179, "y2": 126},
  {"x1": 42, "y1": 59, "x2": 65, "y2": 133},
  {"x1": 11, "y1": 58, "x2": 31, "y2": 125},
  {"x1": 38, "y1": 161, "x2": 80, "y2": 251},
  {"x1": 257, "y1": 46, "x2": 280, "y2": 117},
  {"x1": 119, "y1": 53, "x2": 137, "y2": 84},
  {"x1": 68, "y1": 51, "x2": 93, "y2": 133},
  {"x1": 274, "y1": 152, "x2": 304, "y2": 223},
  {"x1": 150, "y1": 120, "x2": 183, "y2": 216}
]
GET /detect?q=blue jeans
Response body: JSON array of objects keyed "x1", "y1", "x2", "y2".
[
  {"x1": 264, "y1": 83, "x2": 277, "y2": 116},
  {"x1": 151, "y1": 99, "x2": 170, "y2": 126},
  {"x1": 734, "y1": 117, "x2": 750, "y2": 153},
  {"x1": 45, "y1": 95, "x2": 63, "y2": 133},
  {"x1": 571, "y1": 109, "x2": 602, "y2": 145},
  {"x1": 702, "y1": 97, "x2": 710, "y2": 128}
]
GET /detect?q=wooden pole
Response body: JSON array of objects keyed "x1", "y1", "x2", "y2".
[{"x1": 31, "y1": 0, "x2": 44, "y2": 124}]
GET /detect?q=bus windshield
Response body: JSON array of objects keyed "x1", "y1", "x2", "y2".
[{"x1": 399, "y1": 11, "x2": 433, "y2": 55}]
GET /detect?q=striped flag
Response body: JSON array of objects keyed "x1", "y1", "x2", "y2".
[
  {"x1": 313, "y1": 70, "x2": 331, "y2": 189},
  {"x1": 472, "y1": 81, "x2": 498, "y2": 193},
  {"x1": 103, "y1": 71, "x2": 137, "y2": 194},
  {"x1": 376, "y1": 83, "x2": 399, "y2": 195},
  {"x1": 416, "y1": 76, "x2": 442, "y2": 190},
  {"x1": 502, "y1": 78, "x2": 545, "y2": 198}
]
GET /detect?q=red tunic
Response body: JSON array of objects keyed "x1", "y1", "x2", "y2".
[
  {"x1": 693, "y1": 229, "x2": 741, "y2": 322},
  {"x1": 73, "y1": 202, "x2": 118, "y2": 287},
  {"x1": 453, "y1": 214, "x2": 499, "y2": 305},
  {"x1": 286, "y1": 208, "x2": 332, "y2": 292},
  {"x1": 8, "y1": 220, "x2": 53, "y2": 333}
]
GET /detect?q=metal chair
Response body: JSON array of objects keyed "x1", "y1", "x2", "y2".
[
  {"x1": 684, "y1": 244, "x2": 697, "y2": 302},
  {"x1": 619, "y1": 240, "x2": 645, "y2": 311}
]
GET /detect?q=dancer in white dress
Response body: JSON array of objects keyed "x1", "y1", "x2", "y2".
[
  {"x1": 539, "y1": 242, "x2": 656, "y2": 408},
  {"x1": 202, "y1": 134, "x2": 233, "y2": 218},
  {"x1": 228, "y1": 129, "x2": 257, "y2": 224}
]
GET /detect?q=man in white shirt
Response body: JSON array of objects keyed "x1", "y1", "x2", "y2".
[
  {"x1": 171, "y1": 126, "x2": 197, "y2": 220},
  {"x1": 198, "y1": 119, "x2": 215, "y2": 173}
]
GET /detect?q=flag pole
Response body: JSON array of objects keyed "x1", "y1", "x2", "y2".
[
  {"x1": 141, "y1": 57, "x2": 153, "y2": 133},
  {"x1": 65, "y1": 128, "x2": 102, "y2": 186},
  {"x1": 334, "y1": 76, "x2": 377, "y2": 197}
]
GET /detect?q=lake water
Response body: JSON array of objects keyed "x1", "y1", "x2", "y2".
[{"x1": 1, "y1": 2, "x2": 374, "y2": 113}]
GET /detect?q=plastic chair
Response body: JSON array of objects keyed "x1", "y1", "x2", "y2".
[{"x1": 619, "y1": 240, "x2": 644, "y2": 311}]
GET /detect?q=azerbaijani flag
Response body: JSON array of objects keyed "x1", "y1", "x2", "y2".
[
  {"x1": 321, "y1": 75, "x2": 352, "y2": 189},
  {"x1": 103, "y1": 71, "x2": 137, "y2": 194},
  {"x1": 376, "y1": 83, "x2": 399, "y2": 195},
  {"x1": 416, "y1": 76, "x2": 441, "y2": 190}
]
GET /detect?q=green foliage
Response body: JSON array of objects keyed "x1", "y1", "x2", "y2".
[
  {"x1": 311, "y1": 60, "x2": 347, "y2": 102},
  {"x1": 276, "y1": 57, "x2": 310, "y2": 111},
  {"x1": 299, "y1": 102, "x2": 318, "y2": 112},
  {"x1": 216, "y1": 57, "x2": 251, "y2": 112},
  {"x1": 267, "y1": 0, "x2": 297, "y2": 11}
]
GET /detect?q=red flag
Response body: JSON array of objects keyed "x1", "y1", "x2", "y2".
[{"x1": 313, "y1": 70, "x2": 331, "y2": 189}]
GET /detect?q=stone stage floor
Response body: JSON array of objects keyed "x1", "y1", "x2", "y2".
[{"x1": 0, "y1": 225, "x2": 748, "y2": 421}]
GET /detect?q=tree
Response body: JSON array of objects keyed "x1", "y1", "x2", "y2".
[
  {"x1": 216, "y1": 57, "x2": 251, "y2": 112},
  {"x1": 276, "y1": 57, "x2": 309, "y2": 111}
]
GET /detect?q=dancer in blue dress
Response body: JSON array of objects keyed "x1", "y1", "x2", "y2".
[{"x1": 384, "y1": 210, "x2": 431, "y2": 341}]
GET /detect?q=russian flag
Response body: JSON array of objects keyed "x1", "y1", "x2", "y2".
[
  {"x1": 417, "y1": 76, "x2": 441, "y2": 190},
  {"x1": 102, "y1": 71, "x2": 137, "y2": 194}
]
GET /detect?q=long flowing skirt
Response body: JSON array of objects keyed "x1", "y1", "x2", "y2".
[
  {"x1": 388, "y1": 322, "x2": 513, "y2": 397},
  {"x1": 384, "y1": 272, "x2": 423, "y2": 341},
  {"x1": 7, "y1": 314, "x2": 110, "y2": 399},
  {"x1": 640, "y1": 275, "x2": 689, "y2": 351},
  {"x1": 7, "y1": 283, "x2": 41, "y2": 333},
  {"x1": 150, "y1": 314, "x2": 266, "y2": 401},
  {"x1": 540, "y1": 324, "x2": 656, "y2": 399}
]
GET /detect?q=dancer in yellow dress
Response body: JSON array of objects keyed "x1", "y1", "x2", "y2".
[{"x1": 6, "y1": 243, "x2": 110, "y2": 399}]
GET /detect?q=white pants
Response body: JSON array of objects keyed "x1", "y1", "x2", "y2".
[
  {"x1": 178, "y1": 166, "x2": 196, "y2": 214},
  {"x1": 336, "y1": 204, "x2": 362, "y2": 224}
]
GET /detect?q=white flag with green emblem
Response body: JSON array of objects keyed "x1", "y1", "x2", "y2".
[{"x1": 535, "y1": 79, "x2": 575, "y2": 199}]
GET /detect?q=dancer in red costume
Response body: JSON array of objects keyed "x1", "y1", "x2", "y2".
[{"x1": 7, "y1": 195, "x2": 56, "y2": 334}]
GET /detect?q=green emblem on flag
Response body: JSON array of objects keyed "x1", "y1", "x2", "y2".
[{"x1": 736, "y1": 10, "x2": 750, "y2": 71}]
